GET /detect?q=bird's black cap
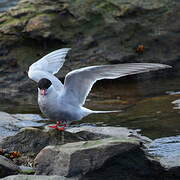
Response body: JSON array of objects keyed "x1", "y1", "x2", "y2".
[{"x1": 38, "y1": 78, "x2": 52, "y2": 89}]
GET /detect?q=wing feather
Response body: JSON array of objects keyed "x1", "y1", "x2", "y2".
[
  {"x1": 63, "y1": 63, "x2": 171, "y2": 106},
  {"x1": 28, "y1": 48, "x2": 70, "y2": 91}
]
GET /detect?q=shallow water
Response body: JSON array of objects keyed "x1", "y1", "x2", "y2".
[{"x1": 1, "y1": 69, "x2": 180, "y2": 140}]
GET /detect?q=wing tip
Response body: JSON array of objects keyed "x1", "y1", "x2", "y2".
[{"x1": 60, "y1": 48, "x2": 71, "y2": 52}]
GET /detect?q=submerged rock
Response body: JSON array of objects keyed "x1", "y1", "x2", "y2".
[{"x1": 0, "y1": 155, "x2": 20, "y2": 178}]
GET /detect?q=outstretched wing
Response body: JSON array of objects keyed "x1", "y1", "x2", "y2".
[
  {"x1": 28, "y1": 48, "x2": 71, "y2": 91},
  {"x1": 63, "y1": 63, "x2": 171, "y2": 106}
]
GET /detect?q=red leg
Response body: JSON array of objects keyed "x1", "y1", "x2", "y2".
[{"x1": 48, "y1": 121, "x2": 67, "y2": 131}]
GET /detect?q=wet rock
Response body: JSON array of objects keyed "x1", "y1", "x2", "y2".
[
  {"x1": 34, "y1": 137, "x2": 139, "y2": 177},
  {"x1": 0, "y1": 127, "x2": 82, "y2": 155},
  {"x1": 0, "y1": 111, "x2": 20, "y2": 141},
  {"x1": 1, "y1": 175, "x2": 76, "y2": 180},
  {"x1": 0, "y1": 112, "x2": 45, "y2": 142},
  {"x1": 67, "y1": 126, "x2": 152, "y2": 143},
  {"x1": 34, "y1": 134, "x2": 180, "y2": 179},
  {"x1": 147, "y1": 136, "x2": 180, "y2": 169},
  {"x1": 145, "y1": 135, "x2": 180, "y2": 179},
  {"x1": 11, "y1": 114, "x2": 45, "y2": 128},
  {"x1": 0, "y1": 125, "x2": 145, "y2": 156},
  {"x1": 0, "y1": 155, "x2": 20, "y2": 178},
  {"x1": 0, "y1": 0, "x2": 19, "y2": 13},
  {"x1": 0, "y1": 124, "x2": 180, "y2": 179}
]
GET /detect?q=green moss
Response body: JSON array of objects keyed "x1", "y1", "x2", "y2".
[
  {"x1": 0, "y1": 3, "x2": 57, "y2": 29},
  {"x1": 1, "y1": 17, "x2": 22, "y2": 27},
  {"x1": 0, "y1": 14, "x2": 33, "y2": 29}
]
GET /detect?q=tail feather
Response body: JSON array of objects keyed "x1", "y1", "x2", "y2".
[{"x1": 92, "y1": 110, "x2": 122, "y2": 114}]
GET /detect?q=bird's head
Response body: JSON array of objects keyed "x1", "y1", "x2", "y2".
[{"x1": 38, "y1": 78, "x2": 52, "y2": 96}]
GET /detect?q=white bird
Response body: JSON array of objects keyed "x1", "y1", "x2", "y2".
[{"x1": 28, "y1": 48, "x2": 171, "y2": 130}]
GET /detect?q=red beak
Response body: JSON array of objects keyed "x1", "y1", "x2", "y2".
[{"x1": 41, "y1": 89, "x2": 47, "y2": 96}]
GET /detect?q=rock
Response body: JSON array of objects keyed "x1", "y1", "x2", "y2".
[
  {"x1": 1, "y1": 125, "x2": 180, "y2": 179},
  {"x1": 0, "y1": 127, "x2": 82, "y2": 155},
  {"x1": 25, "y1": 14, "x2": 54, "y2": 37},
  {"x1": 147, "y1": 135, "x2": 180, "y2": 169},
  {"x1": 34, "y1": 137, "x2": 139, "y2": 177},
  {"x1": 0, "y1": 111, "x2": 21, "y2": 141},
  {"x1": 11, "y1": 114, "x2": 45, "y2": 128},
  {"x1": 145, "y1": 135, "x2": 180, "y2": 179},
  {"x1": 82, "y1": 147, "x2": 168, "y2": 180},
  {"x1": 0, "y1": 125, "x2": 145, "y2": 156},
  {"x1": 1, "y1": 175, "x2": 77, "y2": 180},
  {"x1": 0, "y1": 112, "x2": 45, "y2": 142},
  {"x1": 0, "y1": 155, "x2": 20, "y2": 178},
  {"x1": 34, "y1": 135, "x2": 180, "y2": 179},
  {"x1": 67, "y1": 126, "x2": 152, "y2": 143},
  {"x1": 0, "y1": 0, "x2": 177, "y2": 105},
  {"x1": 0, "y1": 0, "x2": 19, "y2": 13},
  {"x1": 0, "y1": 127, "x2": 86, "y2": 170}
]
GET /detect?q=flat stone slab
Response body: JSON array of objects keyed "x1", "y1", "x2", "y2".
[{"x1": 67, "y1": 126, "x2": 152, "y2": 143}]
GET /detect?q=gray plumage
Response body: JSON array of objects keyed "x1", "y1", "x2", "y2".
[{"x1": 28, "y1": 48, "x2": 171, "y2": 123}]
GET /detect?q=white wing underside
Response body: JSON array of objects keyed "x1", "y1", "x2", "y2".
[
  {"x1": 28, "y1": 48, "x2": 71, "y2": 91},
  {"x1": 63, "y1": 63, "x2": 171, "y2": 106}
]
